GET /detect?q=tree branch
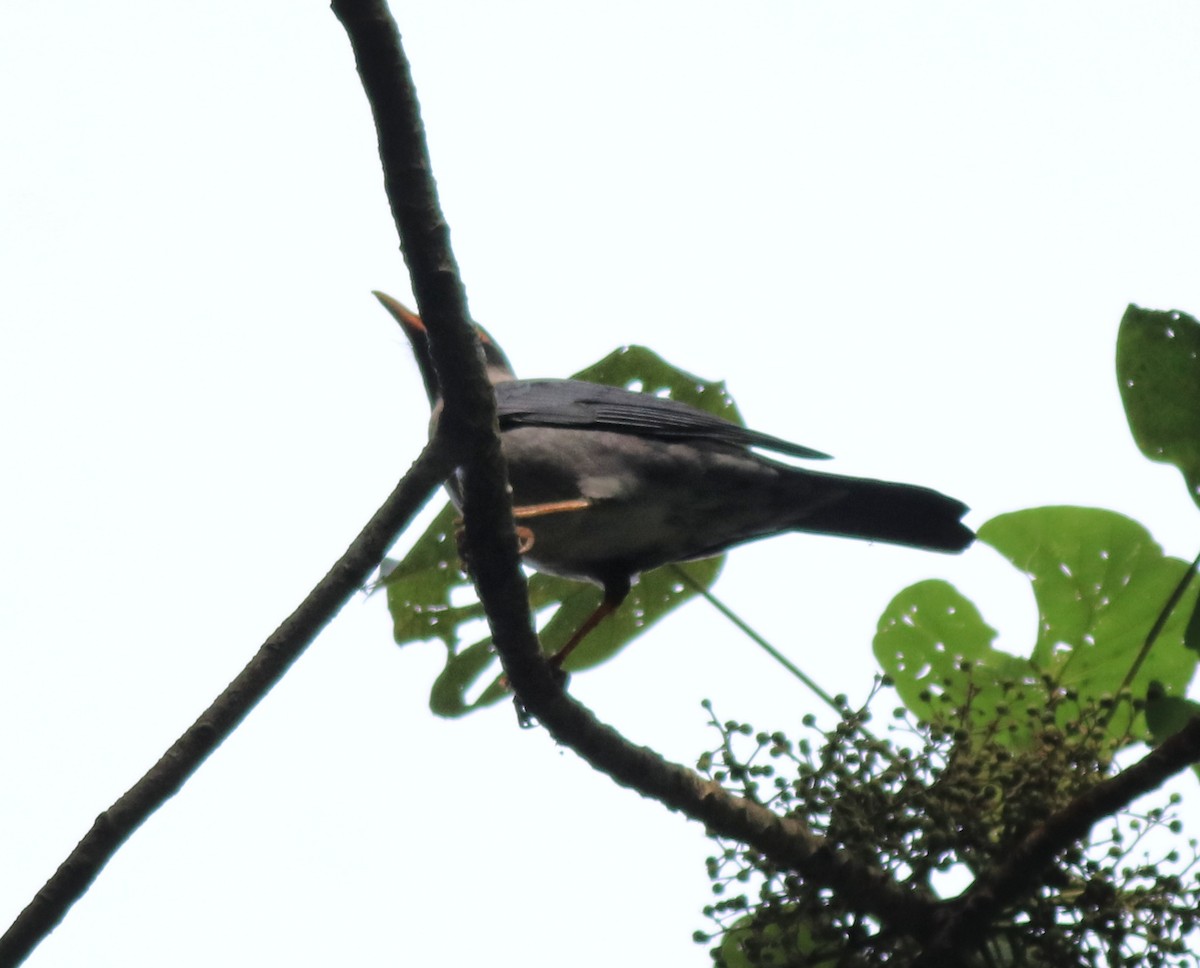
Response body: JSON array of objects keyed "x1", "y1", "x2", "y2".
[
  {"x1": 329, "y1": 0, "x2": 937, "y2": 937},
  {"x1": 328, "y1": 0, "x2": 554, "y2": 686},
  {"x1": 1, "y1": 4, "x2": 945, "y2": 965},
  {"x1": 0, "y1": 440, "x2": 457, "y2": 967}
]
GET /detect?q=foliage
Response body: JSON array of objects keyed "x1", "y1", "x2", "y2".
[
  {"x1": 696, "y1": 306, "x2": 1200, "y2": 966},
  {"x1": 1117, "y1": 306, "x2": 1200, "y2": 511},
  {"x1": 697, "y1": 691, "x2": 1200, "y2": 967},
  {"x1": 876, "y1": 507, "x2": 1198, "y2": 751}
]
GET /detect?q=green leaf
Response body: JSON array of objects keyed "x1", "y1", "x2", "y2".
[
  {"x1": 383, "y1": 503, "x2": 481, "y2": 650},
  {"x1": 1144, "y1": 688, "x2": 1200, "y2": 783},
  {"x1": 877, "y1": 509, "x2": 1199, "y2": 745},
  {"x1": 1186, "y1": 592, "x2": 1200, "y2": 655},
  {"x1": 1116, "y1": 304, "x2": 1200, "y2": 508},
  {"x1": 422, "y1": 557, "x2": 724, "y2": 717},
  {"x1": 715, "y1": 913, "x2": 838, "y2": 968},
  {"x1": 980, "y1": 507, "x2": 1198, "y2": 739},
  {"x1": 874, "y1": 579, "x2": 1038, "y2": 731},
  {"x1": 539, "y1": 558, "x2": 724, "y2": 672},
  {"x1": 1144, "y1": 689, "x2": 1200, "y2": 744},
  {"x1": 385, "y1": 346, "x2": 736, "y2": 717},
  {"x1": 429, "y1": 639, "x2": 502, "y2": 717}
]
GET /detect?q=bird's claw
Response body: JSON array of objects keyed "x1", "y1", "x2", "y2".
[
  {"x1": 453, "y1": 519, "x2": 537, "y2": 576},
  {"x1": 509, "y1": 665, "x2": 571, "y2": 729}
]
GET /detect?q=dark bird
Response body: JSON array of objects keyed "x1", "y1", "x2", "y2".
[{"x1": 378, "y1": 292, "x2": 973, "y2": 664}]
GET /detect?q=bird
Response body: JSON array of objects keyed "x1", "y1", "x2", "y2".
[{"x1": 377, "y1": 291, "x2": 973, "y2": 666}]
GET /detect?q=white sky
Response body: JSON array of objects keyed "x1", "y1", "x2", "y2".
[{"x1": 4, "y1": 2, "x2": 1200, "y2": 966}]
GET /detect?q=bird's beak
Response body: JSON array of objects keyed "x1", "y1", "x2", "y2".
[
  {"x1": 373, "y1": 290, "x2": 442, "y2": 406},
  {"x1": 373, "y1": 290, "x2": 426, "y2": 338},
  {"x1": 373, "y1": 291, "x2": 518, "y2": 391}
]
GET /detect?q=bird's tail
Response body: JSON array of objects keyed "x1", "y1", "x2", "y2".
[{"x1": 786, "y1": 471, "x2": 974, "y2": 553}]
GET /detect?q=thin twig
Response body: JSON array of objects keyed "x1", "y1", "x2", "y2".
[
  {"x1": 0, "y1": 440, "x2": 457, "y2": 967},
  {"x1": 671, "y1": 565, "x2": 894, "y2": 757},
  {"x1": 671, "y1": 565, "x2": 841, "y2": 710},
  {"x1": 1118, "y1": 549, "x2": 1200, "y2": 696}
]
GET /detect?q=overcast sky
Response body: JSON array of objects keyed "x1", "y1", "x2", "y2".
[{"x1": 4, "y1": 3, "x2": 1200, "y2": 966}]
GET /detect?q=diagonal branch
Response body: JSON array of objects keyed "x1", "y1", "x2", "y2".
[
  {"x1": 329, "y1": 0, "x2": 556, "y2": 688},
  {"x1": 330, "y1": 0, "x2": 938, "y2": 938},
  {"x1": 0, "y1": 439, "x2": 458, "y2": 967}
]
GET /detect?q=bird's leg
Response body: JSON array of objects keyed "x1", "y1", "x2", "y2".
[
  {"x1": 503, "y1": 577, "x2": 631, "y2": 723},
  {"x1": 549, "y1": 577, "x2": 632, "y2": 669},
  {"x1": 511, "y1": 498, "x2": 592, "y2": 522},
  {"x1": 548, "y1": 600, "x2": 618, "y2": 668},
  {"x1": 454, "y1": 498, "x2": 592, "y2": 570},
  {"x1": 506, "y1": 498, "x2": 593, "y2": 554}
]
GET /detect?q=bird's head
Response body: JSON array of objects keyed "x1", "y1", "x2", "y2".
[{"x1": 373, "y1": 290, "x2": 515, "y2": 405}]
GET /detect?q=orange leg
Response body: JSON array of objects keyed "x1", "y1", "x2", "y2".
[
  {"x1": 548, "y1": 571, "x2": 632, "y2": 668},
  {"x1": 509, "y1": 498, "x2": 591, "y2": 555},
  {"x1": 475, "y1": 497, "x2": 616, "y2": 681},
  {"x1": 499, "y1": 583, "x2": 627, "y2": 702},
  {"x1": 456, "y1": 498, "x2": 591, "y2": 564},
  {"x1": 513, "y1": 498, "x2": 623, "y2": 667},
  {"x1": 512, "y1": 498, "x2": 592, "y2": 520},
  {"x1": 548, "y1": 597, "x2": 621, "y2": 668}
]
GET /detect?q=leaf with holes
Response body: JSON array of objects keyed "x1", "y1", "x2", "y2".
[
  {"x1": 877, "y1": 508, "x2": 1199, "y2": 746},
  {"x1": 1117, "y1": 305, "x2": 1200, "y2": 509},
  {"x1": 381, "y1": 502, "x2": 480, "y2": 650},
  {"x1": 980, "y1": 507, "x2": 1196, "y2": 727},
  {"x1": 874, "y1": 579, "x2": 1039, "y2": 735}
]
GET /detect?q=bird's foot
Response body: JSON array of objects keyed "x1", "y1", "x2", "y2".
[
  {"x1": 510, "y1": 664, "x2": 570, "y2": 729},
  {"x1": 453, "y1": 520, "x2": 537, "y2": 575},
  {"x1": 453, "y1": 498, "x2": 587, "y2": 572}
]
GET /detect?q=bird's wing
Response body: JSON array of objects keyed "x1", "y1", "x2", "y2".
[{"x1": 494, "y1": 379, "x2": 830, "y2": 460}]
